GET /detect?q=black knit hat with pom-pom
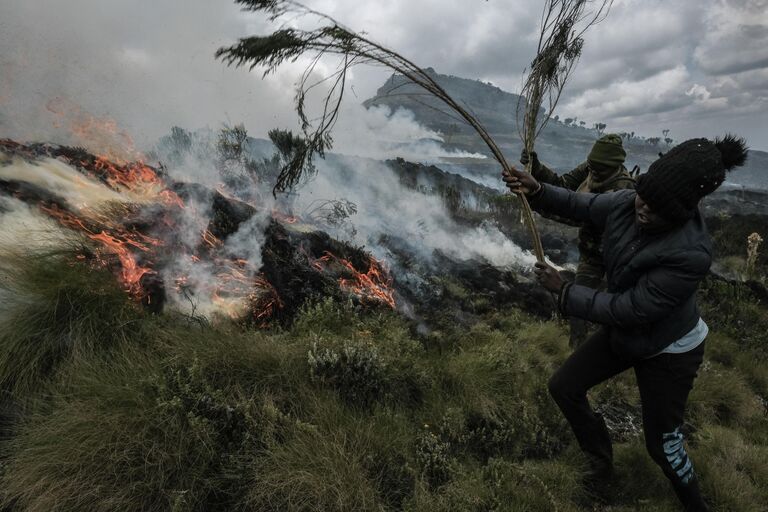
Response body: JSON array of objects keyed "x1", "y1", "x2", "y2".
[{"x1": 636, "y1": 134, "x2": 749, "y2": 221}]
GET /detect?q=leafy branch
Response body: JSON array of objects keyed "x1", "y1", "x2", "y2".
[
  {"x1": 216, "y1": 0, "x2": 549, "y2": 261},
  {"x1": 517, "y1": 0, "x2": 613, "y2": 164}
]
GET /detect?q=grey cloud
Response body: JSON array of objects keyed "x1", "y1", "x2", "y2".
[
  {"x1": 593, "y1": 96, "x2": 694, "y2": 119},
  {"x1": 706, "y1": 55, "x2": 768, "y2": 75},
  {"x1": 694, "y1": 3, "x2": 768, "y2": 75},
  {"x1": 558, "y1": 1, "x2": 703, "y2": 99},
  {"x1": 1, "y1": 0, "x2": 767, "y2": 151},
  {"x1": 736, "y1": 68, "x2": 768, "y2": 92},
  {"x1": 741, "y1": 24, "x2": 768, "y2": 38},
  {"x1": 0, "y1": 0, "x2": 297, "y2": 149},
  {"x1": 724, "y1": 0, "x2": 768, "y2": 11}
]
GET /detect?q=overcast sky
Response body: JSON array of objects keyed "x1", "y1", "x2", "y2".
[{"x1": 1, "y1": 0, "x2": 766, "y2": 152}]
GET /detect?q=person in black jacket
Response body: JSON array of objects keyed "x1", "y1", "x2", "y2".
[
  {"x1": 521, "y1": 134, "x2": 636, "y2": 348},
  {"x1": 502, "y1": 135, "x2": 749, "y2": 512}
]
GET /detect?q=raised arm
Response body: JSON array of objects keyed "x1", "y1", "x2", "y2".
[
  {"x1": 502, "y1": 166, "x2": 630, "y2": 229},
  {"x1": 521, "y1": 150, "x2": 588, "y2": 191},
  {"x1": 528, "y1": 183, "x2": 629, "y2": 230}
]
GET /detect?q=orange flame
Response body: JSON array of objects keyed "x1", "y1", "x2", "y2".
[
  {"x1": 80, "y1": 155, "x2": 184, "y2": 207},
  {"x1": 311, "y1": 251, "x2": 396, "y2": 309},
  {"x1": 40, "y1": 204, "x2": 160, "y2": 297},
  {"x1": 89, "y1": 231, "x2": 155, "y2": 296},
  {"x1": 46, "y1": 97, "x2": 139, "y2": 162},
  {"x1": 271, "y1": 209, "x2": 299, "y2": 224}
]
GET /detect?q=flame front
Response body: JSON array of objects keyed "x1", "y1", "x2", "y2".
[
  {"x1": 40, "y1": 204, "x2": 160, "y2": 297},
  {"x1": 2, "y1": 137, "x2": 395, "y2": 325},
  {"x1": 311, "y1": 251, "x2": 396, "y2": 309}
]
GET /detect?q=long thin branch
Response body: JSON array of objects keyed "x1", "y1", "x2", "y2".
[{"x1": 217, "y1": 0, "x2": 554, "y2": 261}]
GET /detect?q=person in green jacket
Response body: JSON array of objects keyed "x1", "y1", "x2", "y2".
[{"x1": 521, "y1": 134, "x2": 635, "y2": 348}]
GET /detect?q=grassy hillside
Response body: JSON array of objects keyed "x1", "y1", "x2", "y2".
[{"x1": 0, "y1": 243, "x2": 766, "y2": 512}]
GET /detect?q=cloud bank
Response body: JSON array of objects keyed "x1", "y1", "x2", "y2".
[{"x1": 0, "y1": 0, "x2": 766, "y2": 150}]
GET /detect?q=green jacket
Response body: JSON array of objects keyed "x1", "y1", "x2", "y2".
[{"x1": 533, "y1": 161, "x2": 636, "y2": 263}]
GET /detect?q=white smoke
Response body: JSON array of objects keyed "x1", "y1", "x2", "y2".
[
  {"x1": 331, "y1": 104, "x2": 488, "y2": 162},
  {"x1": 0, "y1": 156, "x2": 130, "y2": 209},
  {"x1": 158, "y1": 193, "x2": 272, "y2": 319},
  {"x1": 0, "y1": 195, "x2": 69, "y2": 252},
  {"x1": 295, "y1": 156, "x2": 535, "y2": 269}
]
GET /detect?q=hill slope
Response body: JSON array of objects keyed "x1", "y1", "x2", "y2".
[{"x1": 364, "y1": 69, "x2": 768, "y2": 189}]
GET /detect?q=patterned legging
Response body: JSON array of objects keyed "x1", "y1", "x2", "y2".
[{"x1": 548, "y1": 328, "x2": 708, "y2": 511}]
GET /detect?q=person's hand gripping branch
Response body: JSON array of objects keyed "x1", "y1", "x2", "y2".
[
  {"x1": 519, "y1": 149, "x2": 541, "y2": 173},
  {"x1": 500, "y1": 166, "x2": 561, "y2": 292},
  {"x1": 533, "y1": 261, "x2": 564, "y2": 293},
  {"x1": 501, "y1": 166, "x2": 541, "y2": 196}
]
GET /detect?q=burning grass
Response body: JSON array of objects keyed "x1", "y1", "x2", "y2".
[{"x1": 1, "y1": 140, "x2": 401, "y2": 326}]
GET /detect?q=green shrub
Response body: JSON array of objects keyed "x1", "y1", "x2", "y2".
[
  {"x1": 415, "y1": 428, "x2": 458, "y2": 489},
  {"x1": 308, "y1": 340, "x2": 387, "y2": 408}
]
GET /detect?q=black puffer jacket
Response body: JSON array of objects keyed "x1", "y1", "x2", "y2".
[{"x1": 530, "y1": 185, "x2": 712, "y2": 359}]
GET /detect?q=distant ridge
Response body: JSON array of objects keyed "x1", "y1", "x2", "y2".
[{"x1": 364, "y1": 69, "x2": 768, "y2": 189}]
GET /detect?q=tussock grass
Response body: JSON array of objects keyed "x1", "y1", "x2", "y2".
[
  {"x1": 0, "y1": 247, "x2": 767, "y2": 511},
  {"x1": 613, "y1": 441, "x2": 679, "y2": 509},
  {"x1": 244, "y1": 399, "x2": 414, "y2": 511},
  {"x1": 405, "y1": 456, "x2": 584, "y2": 512},
  {"x1": 688, "y1": 361, "x2": 762, "y2": 427},
  {"x1": 0, "y1": 248, "x2": 142, "y2": 397},
  {"x1": 694, "y1": 426, "x2": 768, "y2": 511},
  {"x1": 0, "y1": 322, "x2": 311, "y2": 512},
  {"x1": 705, "y1": 332, "x2": 768, "y2": 398}
]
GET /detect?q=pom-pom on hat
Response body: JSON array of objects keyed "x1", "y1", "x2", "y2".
[{"x1": 635, "y1": 135, "x2": 749, "y2": 221}]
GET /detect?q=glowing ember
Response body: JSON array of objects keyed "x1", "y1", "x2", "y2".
[
  {"x1": 159, "y1": 189, "x2": 185, "y2": 208},
  {"x1": 89, "y1": 231, "x2": 156, "y2": 296},
  {"x1": 310, "y1": 251, "x2": 396, "y2": 309},
  {"x1": 202, "y1": 229, "x2": 224, "y2": 248},
  {"x1": 271, "y1": 209, "x2": 299, "y2": 224},
  {"x1": 250, "y1": 275, "x2": 284, "y2": 325},
  {"x1": 40, "y1": 204, "x2": 160, "y2": 297}
]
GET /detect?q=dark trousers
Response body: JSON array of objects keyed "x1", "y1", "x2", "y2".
[{"x1": 548, "y1": 328, "x2": 708, "y2": 511}]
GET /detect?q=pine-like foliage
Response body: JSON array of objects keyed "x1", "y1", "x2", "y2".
[
  {"x1": 216, "y1": 0, "x2": 547, "y2": 260},
  {"x1": 518, "y1": 1, "x2": 613, "y2": 166}
]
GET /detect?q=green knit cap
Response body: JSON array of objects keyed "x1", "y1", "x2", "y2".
[{"x1": 587, "y1": 133, "x2": 626, "y2": 170}]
